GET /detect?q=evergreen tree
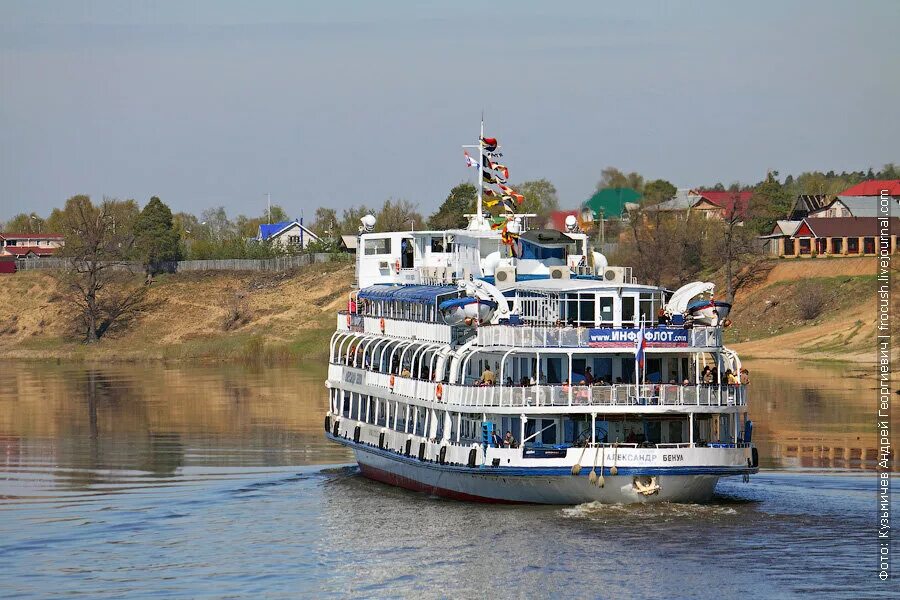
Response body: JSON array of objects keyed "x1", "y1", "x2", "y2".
[
  {"x1": 427, "y1": 183, "x2": 476, "y2": 229},
  {"x1": 133, "y1": 196, "x2": 182, "y2": 268}
]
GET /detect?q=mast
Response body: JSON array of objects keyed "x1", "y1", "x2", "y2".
[{"x1": 476, "y1": 116, "x2": 484, "y2": 225}]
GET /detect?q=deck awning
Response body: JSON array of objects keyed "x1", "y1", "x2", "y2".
[{"x1": 358, "y1": 284, "x2": 460, "y2": 305}]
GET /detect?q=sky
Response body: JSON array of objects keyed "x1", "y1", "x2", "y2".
[{"x1": 1, "y1": 0, "x2": 898, "y2": 222}]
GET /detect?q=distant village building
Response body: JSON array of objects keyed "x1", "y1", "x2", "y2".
[
  {"x1": 810, "y1": 196, "x2": 881, "y2": 218},
  {"x1": 0, "y1": 232, "x2": 64, "y2": 259},
  {"x1": 339, "y1": 234, "x2": 358, "y2": 253},
  {"x1": 256, "y1": 220, "x2": 319, "y2": 250},
  {"x1": 581, "y1": 188, "x2": 642, "y2": 222},
  {"x1": 639, "y1": 189, "x2": 753, "y2": 222},
  {"x1": 761, "y1": 217, "x2": 898, "y2": 258},
  {"x1": 788, "y1": 194, "x2": 829, "y2": 220},
  {"x1": 689, "y1": 190, "x2": 753, "y2": 221}
]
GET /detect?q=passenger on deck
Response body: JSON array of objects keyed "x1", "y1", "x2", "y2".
[
  {"x1": 492, "y1": 431, "x2": 503, "y2": 447},
  {"x1": 682, "y1": 378, "x2": 691, "y2": 386},
  {"x1": 739, "y1": 368, "x2": 750, "y2": 385},
  {"x1": 725, "y1": 369, "x2": 737, "y2": 385},
  {"x1": 701, "y1": 366, "x2": 711, "y2": 384},
  {"x1": 400, "y1": 366, "x2": 411, "y2": 378},
  {"x1": 657, "y1": 308, "x2": 669, "y2": 326},
  {"x1": 481, "y1": 365, "x2": 495, "y2": 385},
  {"x1": 584, "y1": 367, "x2": 594, "y2": 385},
  {"x1": 505, "y1": 376, "x2": 514, "y2": 387}
]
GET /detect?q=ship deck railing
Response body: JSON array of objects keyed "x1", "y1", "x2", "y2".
[
  {"x1": 337, "y1": 311, "x2": 722, "y2": 349},
  {"x1": 474, "y1": 324, "x2": 722, "y2": 349},
  {"x1": 328, "y1": 364, "x2": 746, "y2": 408}
]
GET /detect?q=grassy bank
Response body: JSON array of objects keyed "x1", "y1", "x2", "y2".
[
  {"x1": 0, "y1": 256, "x2": 890, "y2": 364},
  {"x1": 727, "y1": 257, "x2": 893, "y2": 364},
  {"x1": 0, "y1": 262, "x2": 352, "y2": 363}
]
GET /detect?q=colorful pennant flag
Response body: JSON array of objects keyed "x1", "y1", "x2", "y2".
[{"x1": 464, "y1": 151, "x2": 479, "y2": 169}]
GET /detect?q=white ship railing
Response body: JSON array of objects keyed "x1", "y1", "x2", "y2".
[
  {"x1": 329, "y1": 364, "x2": 746, "y2": 408},
  {"x1": 474, "y1": 325, "x2": 722, "y2": 348},
  {"x1": 337, "y1": 313, "x2": 722, "y2": 349},
  {"x1": 336, "y1": 312, "x2": 453, "y2": 344}
]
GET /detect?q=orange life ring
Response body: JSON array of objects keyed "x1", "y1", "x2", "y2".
[
  {"x1": 389, "y1": 374, "x2": 395, "y2": 388},
  {"x1": 379, "y1": 317, "x2": 385, "y2": 332},
  {"x1": 346, "y1": 314, "x2": 351, "y2": 327},
  {"x1": 394, "y1": 259, "x2": 401, "y2": 273},
  {"x1": 436, "y1": 383, "x2": 443, "y2": 400}
]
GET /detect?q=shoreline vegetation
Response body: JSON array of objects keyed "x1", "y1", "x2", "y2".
[{"x1": 0, "y1": 256, "x2": 891, "y2": 365}]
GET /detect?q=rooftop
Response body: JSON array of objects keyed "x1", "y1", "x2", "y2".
[{"x1": 838, "y1": 179, "x2": 900, "y2": 196}]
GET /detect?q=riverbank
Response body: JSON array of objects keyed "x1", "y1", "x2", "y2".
[
  {"x1": 0, "y1": 262, "x2": 354, "y2": 363},
  {"x1": 0, "y1": 256, "x2": 890, "y2": 364},
  {"x1": 727, "y1": 256, "x2": 891, "y2": 364}
]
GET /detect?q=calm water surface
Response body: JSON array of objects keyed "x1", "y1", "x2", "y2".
[{"x1": 0, "y1": 360, "x2": 893, "y2": 599}]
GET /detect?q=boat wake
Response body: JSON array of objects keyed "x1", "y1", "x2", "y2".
[{"x1": 560, "y1": 500, "x2": 739, "y2": 522}]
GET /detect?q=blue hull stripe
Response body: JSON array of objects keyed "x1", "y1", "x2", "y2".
[{"x1": 327, "y1": 434, "x2": 758, "y2": 477}]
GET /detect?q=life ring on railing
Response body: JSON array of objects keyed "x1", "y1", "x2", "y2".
[
  {"x1": 389, "y1": 374, "x2": 395, "y2": 389},
  {"x1": 346, "y1": 314, "x2": 351, "y2": 327},
  {"x1": 380, "y1": 317, "x2": 385, "y2": 332},
  {"x1": 394, "y1": 259, "x2": 401, "y2": 273},
  {"x1": 436, "y1": 383, "x2": 443, "y2": 400}
]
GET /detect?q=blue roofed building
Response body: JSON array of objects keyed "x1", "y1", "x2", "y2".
[{"x1": 256, "y1": 219, "x2": 320, "y2": 250}]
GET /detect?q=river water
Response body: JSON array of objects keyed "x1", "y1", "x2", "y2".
[{"x1": 0, "y1": 360, "x2": 893, "y2": 598}]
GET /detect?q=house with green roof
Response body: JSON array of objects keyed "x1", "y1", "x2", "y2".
[{"x1": 581, "y1": 187, "x2": 642, "y2": 220}]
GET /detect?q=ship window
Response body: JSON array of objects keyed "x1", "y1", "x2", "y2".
[
  {"x1": 598, "y1": 296, "x2": 613, "y2": 325},
  {"x1": 639, "y1": 293, "x2": 654, "y2": 326},
  {"x1": 622, "y1": 296, "x2": 636, "y2": 325},
  {"x1": 578, "y1": 293, "x2": 595, "y2": 326},
  {"x1": 364, "y1": 237, "x2": 391, "y2": 255},
  {"x1": 430, "y1": 237, "x2": 451, "y2": 253}
]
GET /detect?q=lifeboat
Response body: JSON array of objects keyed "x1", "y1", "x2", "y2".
[
  {"x1": 438, "y1": 296, "x2": 498, "y2": 326},
  {"x1": 687, "y1": 298, "x2": 732, "y2": 326}
]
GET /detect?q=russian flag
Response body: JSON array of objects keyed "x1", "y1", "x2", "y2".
[{"x1": 635, "y1": 325, "x2": 647, "y2": 369}]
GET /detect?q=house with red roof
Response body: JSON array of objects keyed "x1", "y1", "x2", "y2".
[
  {"x1": 690, "y1": 190, "x2": 753, "y2": 221},
  {"x1": 760, "y1": 216, "x2": 898, "y2": 258},
  {"x1": 0, "y1": 232, "x2": 65, "y2": 259},
  {"x1": 837, "y1": 179, "x2": 900, "y2": 197}
]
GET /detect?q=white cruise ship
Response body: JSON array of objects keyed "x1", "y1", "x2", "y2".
[{"x1": 324, "y1": 128, "x2": 757, "y2": 504}]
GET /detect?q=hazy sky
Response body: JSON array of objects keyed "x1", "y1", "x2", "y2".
[{"x1": 1, "y1": 0, "x2": 898, "y2": 222}]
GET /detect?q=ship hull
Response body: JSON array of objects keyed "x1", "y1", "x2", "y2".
[{"x1": 348, "y1": 441, "x2": 721, "y2": 505}]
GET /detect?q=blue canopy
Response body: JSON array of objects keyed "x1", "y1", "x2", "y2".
[{"x1": 358, "y1": 284, "x2": 459, "y2": 305}]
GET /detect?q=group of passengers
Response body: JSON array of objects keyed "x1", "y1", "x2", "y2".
[
  {"x1": 490, "y1": 430, "x2": 519, "y2": 448},
  {"x1": 699, "y1": 365, "x2": 750, "y2": 386}
]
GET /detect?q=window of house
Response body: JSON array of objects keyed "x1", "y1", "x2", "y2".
[
  {"x1": 364, "y1": 237, "x2": 391, "y2": 255},
  {"x1": 832, "y1": 238, "x2": 843, "y2": 254},
  {"x1": 799, "y1": 239, "x2": 811, "y2": 255},
  {"x1": 847, "y1": 238, "x2": 859, "y2": 254}
]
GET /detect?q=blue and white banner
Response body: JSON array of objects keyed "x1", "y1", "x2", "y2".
[{"x1": 586, "y1": 327, "x2": 689, "y2": 348}]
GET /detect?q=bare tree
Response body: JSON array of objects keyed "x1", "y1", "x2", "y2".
[
  {"x1": 56, "y1": 195, "x2": 148, "y2": 343},
  {"x1": 708, "y1": 193, "x2": 771, "y2": 302}
]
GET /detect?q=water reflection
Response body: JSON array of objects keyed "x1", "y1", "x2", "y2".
[
  {"x1": 0, "y1": 360, "x2": 891, "y2": 599},
  {"x1": 0, "y1": 362, "x2": 351, "y2": 499},
  {"x1": 0, "y1": 359, "x2": 890, "y2": 479},
  {"x1": 745, "y1": 360, "x2": 890, "y2": 470}
]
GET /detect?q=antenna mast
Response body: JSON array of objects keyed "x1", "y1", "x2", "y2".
[{"x1": 476, "y1": 115, "x2": 484, "y2": 225}]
